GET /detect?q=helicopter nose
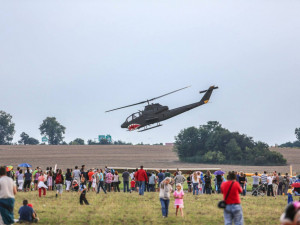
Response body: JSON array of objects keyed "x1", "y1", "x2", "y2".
[{"x1": 121, "y1": 122, "x2": 127, "y2": 128}]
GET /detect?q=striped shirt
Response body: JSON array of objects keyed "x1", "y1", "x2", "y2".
[{"x1": 261, "y1": 174, "x2": 267, "y2": 184}]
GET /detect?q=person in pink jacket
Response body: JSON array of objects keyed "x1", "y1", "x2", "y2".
[{"x1": 173, "y1": 183, "x2": 184, "y2": 217}]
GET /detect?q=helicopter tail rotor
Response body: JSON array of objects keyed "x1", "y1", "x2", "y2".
[{"x1": 199, "y1": 86, "x2": 218, "y2": 104}]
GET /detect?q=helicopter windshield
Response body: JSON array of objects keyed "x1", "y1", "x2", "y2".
[{"x1": 126, "y1": 112, "x2": 140, "y2": 122}]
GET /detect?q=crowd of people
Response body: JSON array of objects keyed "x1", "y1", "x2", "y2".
[{"x1": 0, "y1": 165, "x2": 300, "y2": 225}]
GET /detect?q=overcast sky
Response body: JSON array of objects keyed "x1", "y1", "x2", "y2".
[{"x1": 1, "y1": 0, "x2": 299, "y2": 145}]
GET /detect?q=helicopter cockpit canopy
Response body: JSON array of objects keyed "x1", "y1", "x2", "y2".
[{"x1": 126, "y1": 112, "x2": 141, "y2": 122}]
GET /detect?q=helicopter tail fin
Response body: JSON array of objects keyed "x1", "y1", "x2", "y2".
[{"x1": 199, "y1": 86, "x2": 218, "y2": 105}]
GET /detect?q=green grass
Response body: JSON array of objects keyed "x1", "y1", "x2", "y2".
[{"x1": 14, "y1": 189, "x2": 287, "y2": 225}]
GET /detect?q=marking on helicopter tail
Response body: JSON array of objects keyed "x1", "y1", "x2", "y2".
[{"x1": 128, "y1": 124, "x2": 141, "y2": 131}]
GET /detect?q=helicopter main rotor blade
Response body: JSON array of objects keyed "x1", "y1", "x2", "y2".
[
  {"x1": 105, "y1": 100, "x2": 149, "y2": 112},
  {"x1": 147, "y1": 85, "x2": 191, "y2": 102},
  {"x1": 105, "y1": 85, "x2": 191, "y2": 113}
]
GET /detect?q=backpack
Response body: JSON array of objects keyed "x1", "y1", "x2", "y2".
[{"x1": 56, "y1": 174, "x2": 62, "y2": 184}]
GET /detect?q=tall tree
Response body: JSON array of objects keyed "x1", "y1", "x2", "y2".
[
  {"x1": 39, "y1": 117, "x2": 66, "y2": 145},
  {"x1": 18, "y1": 132, "x2": 39, "y2": 145},
  {"x1": 295, "y1": 128, "x2": 300, "y2": 141},
  {"x1": 0, "y1": 110, "x2": 15, "y2": 145}
]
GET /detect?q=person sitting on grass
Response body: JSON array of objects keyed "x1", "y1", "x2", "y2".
[
  {"x1": 79, "y1": 177, "x2": 89, "y2": 205},
  {"x1": 173, "y1": 183, "x2": 184, "y2": 217},
  {"x1": 18, "y1": 200, "x2": 38, "y2": 223}
]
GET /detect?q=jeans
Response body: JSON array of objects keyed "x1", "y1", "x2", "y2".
[
  {"x1": 80, "y1": 193, "x2": 89, "y2": 205},
  {"x1": 224, "y1": 204, "x2": 244, "y2": 225},
  {"x1": 97, "y1": 181, "x2": 106, "y2": 194},
  {"x1": 240, "y1": 184, "x2": 246, "y2": 196},
  {"x1": 217, "y1": 182, "x2": 222, "y2": 194},
  {"x1": 123, "y1": 181, "x2": 129, "y2": 192},
  {"x1": 160, "y1": 198, "x2": 170, "y2": 217},
  {"x1": 139, "y1": 181, "x2": 145, "y2": 195},
  {"x1": 149, "y1": 184, "x2": 155, "y2": 192},
  {"x1": 113, "y1": 182, "x2": 120, "y2": 192},
  {"x1": 106, "y1": 183, "x2": 111, "y2": 192},
  {"x1": 267, "y1": 184, "x2": 273, "y2": 196},
  {"x1": 193, "y1": 183, "x2": 199, "y2": 195},
  {"x1": 205, "y1": 186, "x2": 211, "y2": 194},
  {"x1": 278, "y1": 182, "x2": 283, "y2": 195}
]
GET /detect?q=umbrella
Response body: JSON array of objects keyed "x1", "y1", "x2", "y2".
[
  {"x1": 214, "y1": 170, "x2": 225, "y2": 175},
  {"x1": 6, "y1": 166, "x2": 13, "y2": 172},
  {"x1": 292, "y1": 183, "x2": 300, "y2": 188},
  {"x1": 18, "y1": 163, "x2": 32, "y2": 168}
]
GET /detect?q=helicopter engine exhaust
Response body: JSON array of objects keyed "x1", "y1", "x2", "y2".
[{"x1": 128, "y1": 124, "x2": 141, "y2": 131}]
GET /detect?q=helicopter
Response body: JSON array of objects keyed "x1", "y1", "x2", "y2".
[{"x1": 105, "y1": 85, "x2": 218, "y2": 132}]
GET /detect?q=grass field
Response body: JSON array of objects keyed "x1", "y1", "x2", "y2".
[{"x1": 14, "y1": 190, "x2": 288, "y2": 225}]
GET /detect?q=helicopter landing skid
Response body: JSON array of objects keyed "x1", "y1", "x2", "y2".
[{"x1": 138, "y1": 124, "x2": 162, "y2": 132}]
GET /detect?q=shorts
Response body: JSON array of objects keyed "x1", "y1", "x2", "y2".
[
  {"x1": 175, "y1": 204, "x2": 184, "y2": 209},
  {"x1": 34, "y1": 180, "x2": 38, "y2": 184},
  {"x1": 56, "y1": 184, "x2": 63, "y2": 194}
]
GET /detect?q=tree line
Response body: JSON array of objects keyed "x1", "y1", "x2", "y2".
[
  {"x1": 279, "y1": 128, "x2": 300, "y2": 148},
  {"x1": 0, "y1": 110, "x2": 132, "y2": 145},
  {"x1": 174, "y1": 121, "x2": 287, "y2": 166}
]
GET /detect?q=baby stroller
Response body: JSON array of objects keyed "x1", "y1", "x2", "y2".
[
  {"x1": 252, "y1": 184, "x2": 265, "y2": 196},
  {"x1": 71, "y1": 179, "x2": 79, "y2": 192}
]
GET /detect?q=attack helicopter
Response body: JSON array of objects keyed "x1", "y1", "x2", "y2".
[{"x1": 105, "y1": 85, "x2": 218, "y2": 132}]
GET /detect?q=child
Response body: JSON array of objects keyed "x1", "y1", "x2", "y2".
[
  {"x1": 173, "y1": 183, "x2": 184, "y2": 217},
  {"x1": 288, "y1": 186, "x2": 294, "y2": 204},
  {"x1": 130, "y1": 179, "x2": 136, "y2": 193},
  {"x1": 92, "y1": 173, "x2": 97, "y2": 192},
  {"x1": 79, "y1": 177, "x2": 89, "y2": 205}
]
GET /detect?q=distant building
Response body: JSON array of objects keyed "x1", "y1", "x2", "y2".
[{"x1": 165, "y1": 143, "x2": 174, "y2": 146}]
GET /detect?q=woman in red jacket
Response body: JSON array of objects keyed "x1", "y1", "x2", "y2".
[{"x1": 220, "y1": 171, "x2": 244, "y2": 225}]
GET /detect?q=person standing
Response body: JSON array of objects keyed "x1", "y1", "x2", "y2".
[
  {"x1": 113, "y1": 171, "x2": 120, "y2": 192},
  {"x1": 174, "y1": 171, "x2": 186, "y2": 187},
  {"x1": 149, "y1": 172, "x2": 156, "y2": 192},
  {"x1": 47, "y1": 170, "x2": 53, "y2": 191},
  {"x1": 221, "y1": 171, "x2": 243, "y2": 225},
  {"x1": 204, "y1": 171, "x2": 212, "y2": 194},
  {"x1": 251, "y1": 172, "x2": 260, "y2": 191},
  {"x1": 159, "y1": 177, "x2": 172, "y2": 218},
  {"x1": 192, "y1": 172, "x2": 199, "y2": 195},
  {"x1": 24, "y1": 168, "x2": 32, "y2": 192},
  {"x1": 37, "y1": 171, "x2": 47, "y2": 198},
  {"x1": 157, "y1": 170, "x2": 165, "y2": 188},
  {"x1": 0, "y1": 166, "x2": 17, "y2": 225},
  {"x1": 97, "y1": 169, "x2": 106, "y2": 194},
  {"x1": 79, "y1": 177, "x2": 89, "y2": 205},
  {"x1": 238, "y1": 172, "x2": 246, "y2": 196},
  {"x1": 65, "y1": 169, "x2": 72, "y2": 192},
  {"x1": 216, "y1": 173, "x2": 223, "y2": 194},
  {"x1": 122, "y1": 169, "x2": 130, "y2": 193},
  {"x1": 267, "y1": 174, "x2": 274, "y2": 197},
  {"x1": 72, "y1": 166, "x2": 81, "y2": 186},
  {"x1": 17, "y1": 170, "x2": 24, "y2": 192},
  {"x1": 55, "y1": 169, "x2": 64, "y2": 198},
  {"x1": 136, "y1": 166, "x2": 148, "y2": 196},
  {"x1": 278, "y1": 173, "x2": 284, "y2": 195},
  {"x1": 261, "y1": 171, "x2": 268, "y2": 193},
  {"x1": 105, "y1": 170, "x2": 113, "y2": 192},
  {"x1": 272, "y1": 171, "x2": 279, "y2": 197}
]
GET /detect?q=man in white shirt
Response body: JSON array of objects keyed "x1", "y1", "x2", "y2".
[
  {"x1": 0, "y1": 166, "x2": 17, "y2": 225},
  {"x1": 267, "y1": 174, "x2": 274, "y2": 197}
]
